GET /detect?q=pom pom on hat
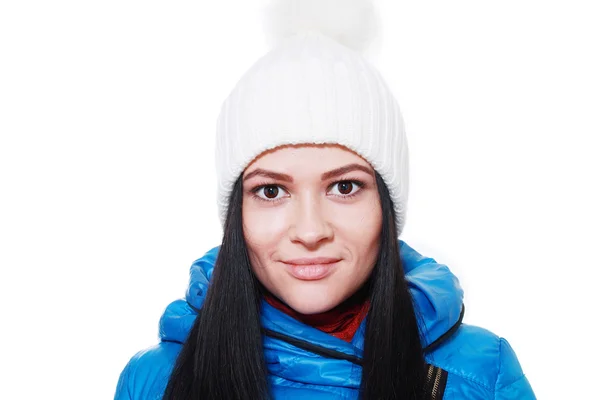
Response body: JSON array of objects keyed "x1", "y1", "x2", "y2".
[{"x1": 262, "y1": 0, "x2": 380, "y2": 53}]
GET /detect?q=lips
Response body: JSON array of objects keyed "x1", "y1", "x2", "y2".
[
  {"x1": 282, "y1": 257, "x2": 341, "y2": 265},
  {"x1": 281, "y1": 257, "x2": 341, "y2": 281}
]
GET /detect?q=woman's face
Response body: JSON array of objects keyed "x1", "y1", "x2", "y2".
[{"x1": 242, "y1": 144, "x2": 382, "y2": 314}]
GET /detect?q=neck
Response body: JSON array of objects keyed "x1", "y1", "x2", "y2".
[{"x1": 262, "y1": 284, "x2": 371, "y2": 342}]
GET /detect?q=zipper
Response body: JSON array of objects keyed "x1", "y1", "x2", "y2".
[
  {"x1": 431, "y1": 366, "x2": 441, "y2": 399},
  {"x1": 425, "y1": 363, "x2": 448, "y2": 400}
]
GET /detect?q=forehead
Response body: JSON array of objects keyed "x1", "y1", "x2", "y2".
[{"x1": 244, "y1": 144, "x2": 373, "y2": 177}]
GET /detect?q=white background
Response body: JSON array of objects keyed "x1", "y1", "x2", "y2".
[{"x1": 1, "y1": 1, "x2": 598, "y2": 398}]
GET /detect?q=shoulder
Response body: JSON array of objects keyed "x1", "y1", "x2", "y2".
[
  {"x1": 426, "y1": 324, "x2": 535, "y2": 399},
  {"x1": 114, "y1": 341, "x2": 182, "y2": 400}
]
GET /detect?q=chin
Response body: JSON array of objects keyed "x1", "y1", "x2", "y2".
[
  {"x1": 290, "y1": 303, "x2": 331, "y2": 315},
  {"x1": 284, "y1": 290, "x2": 339, "y2": 315}
]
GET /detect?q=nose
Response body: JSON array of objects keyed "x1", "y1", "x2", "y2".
[{"x1": 288, "y1": 195, "x2": 333, "y2": 249}]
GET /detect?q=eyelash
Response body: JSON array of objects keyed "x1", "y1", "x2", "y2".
[{"x1": 250, "y1": 179, "x2": 366, "y2": 204}]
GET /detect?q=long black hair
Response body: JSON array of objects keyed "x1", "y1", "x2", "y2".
[{"x1": 163, "y1": 170, "x2": 427, "y2": 399}]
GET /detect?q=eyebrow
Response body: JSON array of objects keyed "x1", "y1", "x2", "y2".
[{"x1": 243, "y1": 163, "x2": 374, "y2": 183}]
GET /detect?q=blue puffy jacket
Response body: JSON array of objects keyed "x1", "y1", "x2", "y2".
[{"x1": 115, "y1": 240, "x2": 535, "y2": 399}]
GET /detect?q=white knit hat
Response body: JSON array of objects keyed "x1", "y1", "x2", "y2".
[{"x1": 215, "y1": 0, "x2": 410, "y2": 235}]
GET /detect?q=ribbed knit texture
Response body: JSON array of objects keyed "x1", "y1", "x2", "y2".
[{"x1": 215, "y1": 31, "x2": 409, "y2": 235}]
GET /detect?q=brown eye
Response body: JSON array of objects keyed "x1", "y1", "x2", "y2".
[
  {"x1": 252, "y1": 184, "x2": 287, "y2": 202},
  {"x1": 329, "y1": 180, "x2": 363, "y2": 198},
  {"x1": 337, "y1": 182, "x2": 353, "y2": 195},
  {"x1": 263, "y1": 186, "x2": 279, "y2": 199}
]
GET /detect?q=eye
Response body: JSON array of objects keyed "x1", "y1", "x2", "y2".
[
  {"x1": 329, "y1": 181, "x2": 363, "y2": 197},
  {"x1": 253, "y1": 185, "x2": 287, "y2": 202}
]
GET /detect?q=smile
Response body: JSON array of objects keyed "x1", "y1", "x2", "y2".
[{"x1": 283, "y1": 261, "x2": 340, "y2": 281}]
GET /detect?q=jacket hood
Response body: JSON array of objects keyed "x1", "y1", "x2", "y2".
[{"x1": 158, "y1": 240, "x2": 464, "y2": 388}]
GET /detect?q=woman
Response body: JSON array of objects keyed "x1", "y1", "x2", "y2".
[{"x1": 115, "y1": 1, "x2": 535, "y2": 398}]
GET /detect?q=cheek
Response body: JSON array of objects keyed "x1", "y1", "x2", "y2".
[
  {"x1": 242, "y1": 202, "x2": 289, "y2": 245},
  {"x1": 329, "y1": 196, "x2": 381, "y2": 274},
  {"x1": 242, "y1": 201, "x2": 289, "y2": 278},
  {"x1": 327, "y1": 195, "x2": 382, "y2": 236}
]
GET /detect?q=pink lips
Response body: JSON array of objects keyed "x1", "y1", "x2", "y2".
[{"x1": 281, "y1": 257, "x2": 341, "y2": 281}]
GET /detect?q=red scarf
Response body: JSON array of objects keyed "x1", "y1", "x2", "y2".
[{"x1": 263, "y1": 286, "x2": 370, "y2": 343}]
